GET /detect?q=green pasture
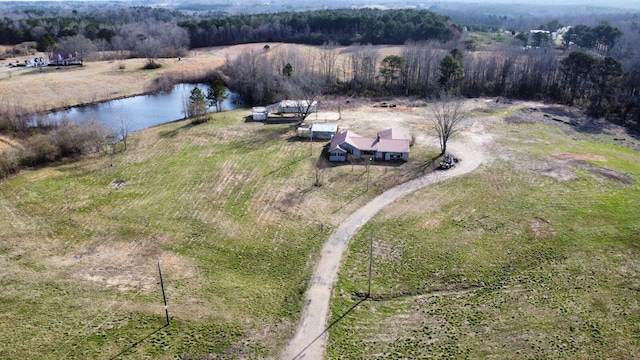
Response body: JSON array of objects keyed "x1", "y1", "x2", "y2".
[
  {"x1": 0, "y1": 110, "x2": 425, "y2": 359},
  {"x1": 329, "y1": 119, "x2": 640, "y2": 359}
]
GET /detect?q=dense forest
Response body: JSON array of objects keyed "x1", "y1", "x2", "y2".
[
  {"x1": 0, "y1": 7, "x2": 453, "y2": 53},
  {"x1": 178, "y1": 9, "x2": 455, "y2": 47}
]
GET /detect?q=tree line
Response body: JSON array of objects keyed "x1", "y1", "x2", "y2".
[
  {"x1": 0, "y1": 7, "x2": 190, "y2": 58},
  {"x1": 1, "y1": 7, "x2": 453, "y2": 60},
  {"x1": 223, "y1": 35, "x2": 639, "y2": 128},
  {"x1": 178, "y1": 9, "x2": 454, "y2": 47},
  {"x1": 2, "y1": 5, "x2": 640, "y2": 133}
]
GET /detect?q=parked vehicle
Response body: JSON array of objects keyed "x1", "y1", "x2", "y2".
[{"x1": 438, "y1": 154, "x2": 458, "y2": 170}]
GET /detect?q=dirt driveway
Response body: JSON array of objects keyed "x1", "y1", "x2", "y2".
[{"x1": 282, "y1": 116, "x2": 491, "y2": 359}]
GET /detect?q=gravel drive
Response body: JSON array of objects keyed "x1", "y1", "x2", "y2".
[{"x1": 283, "y1": 130, "x2": 488, "y2": 360}]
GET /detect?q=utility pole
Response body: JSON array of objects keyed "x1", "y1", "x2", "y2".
[
  {"x1": 157, "y1": 261, "x2": 170, "y2": 326},
  {"x1": 310, "y1": 125, "x2": 313, "y2": 156},
  {"x1": 368, "y1": 230, "x2": 374, "y2": 299},
  {"x1": 366, "y1": 157, "x2": 372, "y2": 191}
]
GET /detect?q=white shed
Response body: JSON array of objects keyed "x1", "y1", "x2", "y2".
[{"x1": 252, "y1": 107, "x2": 267, "y2": 121}]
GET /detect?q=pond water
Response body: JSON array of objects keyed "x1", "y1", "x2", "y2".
[{"x1": 48, "y1": 83, "x2": 246, "y2": 133}]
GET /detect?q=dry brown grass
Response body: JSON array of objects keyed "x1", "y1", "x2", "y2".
[
  {"x1": 0, "y1": 44, "x2": 269, "y2": 111},
  {"x1": 0, "y1": 43, "x2": 413, "y2": 113},
  {"x1": 0, "y1": 135, "x2": 23, "y2": 151},
  {"x1": 551, "y1": 152, "x2": 607, "y2": 162}
]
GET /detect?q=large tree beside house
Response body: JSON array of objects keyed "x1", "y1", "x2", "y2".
[{"x1": 431, "y1": 97, "x2": 465, "y2": 156}]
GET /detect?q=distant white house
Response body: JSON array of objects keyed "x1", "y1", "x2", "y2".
[
  {"x1": 529, "y1": 30, "x2": 550, "y2": 34},
  {"x1": 328, "y1": 128, "x2": 410, "y2": 162},
  {"x1": 49, "y1": 51, "x2": 82, "y2": 66}
]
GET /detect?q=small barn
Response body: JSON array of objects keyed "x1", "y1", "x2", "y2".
[
  {"x1": 253, "y1": 100, "x2": 318, "y2": 121},
  {"x1": 298, "y1": 123, "x2": 339, "y2": 139}
]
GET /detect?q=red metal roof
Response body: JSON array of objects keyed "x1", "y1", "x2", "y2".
[{"x1": 328, "y1": 128, "x2": 410, "y2": 154}]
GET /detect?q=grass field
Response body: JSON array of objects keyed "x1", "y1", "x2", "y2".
[
  {"x1": 0, "y1": 106, "x2": 436, "y2": 359},
  {"x1": 328, "y1": 112, "x2": 640, "y2": 358}
]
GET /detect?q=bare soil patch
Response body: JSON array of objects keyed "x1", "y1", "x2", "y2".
[
  {"x1": 530, "y1": 217, "x2": 556, "y2": 239},
  {"x1": 47, "y1": 237, "x2": 196, "y2": 293},
  {"x1": 571, "y1": 160, "x2": 634, "y2": 183},
  {"x1": 505, "y1": 105, "x2": 585, "y2": 126},
  {"x1": 552, "y1": 152, "x2": 607, "y2": 162},
  {"x1": 536, "y1": 153, "x2": 633, "y2": 183},
  {"x1": 534, "y1": 166, "x2": 578, "y2": 181}
]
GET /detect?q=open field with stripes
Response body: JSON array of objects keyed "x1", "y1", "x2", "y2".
[
  {"x1": 329, "y1": 109, "x2": 640, "y2": 359},
  {"x1": 0, "y1": 99, "x2": 639, "y2": 359},
  {"x1": 0, "y1": 105, "x2": 436, "y2": 359}
]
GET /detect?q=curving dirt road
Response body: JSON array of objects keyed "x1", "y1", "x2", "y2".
[{"x1": 282, "y1": 131, "x2": 488, "y2": 360}]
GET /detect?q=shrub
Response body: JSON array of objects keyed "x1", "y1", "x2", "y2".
[
  {"x1": 0, "y1": 116, "x2": 10, "y2": 132},
  {"x1": 0, "y1": 149, "x2": 20, "y2": 179},
  {"x1": 144, "y1": 60, "x2": 162, "y2": 70},
  {"x1": 22, "y1": 134, "x2": 59, "y2": 166},
  {"x1": 190, "y1": 115, "x2": 209, "y2": 125}
]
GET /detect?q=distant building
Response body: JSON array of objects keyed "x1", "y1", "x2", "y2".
[
  {"x1": 26, "y1": 57, "x2": 48, "y2": 67},
  {"x1": 328, "y1": 128, "x2": 410, "y2": 162},
  {"x1": 252, "y1": 107, "x2": 268, "y2": 121},
  {"x1": 49, "y1": 51, "x2": 82, "y2": 66}
]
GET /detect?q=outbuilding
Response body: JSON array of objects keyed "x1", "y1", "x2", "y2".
[
  {"x1": 252, "y1": 107, "x2": 267, "y2": 121},
  {"x1": 297, "y1": 123, "x2": 339, "y2": 140}
]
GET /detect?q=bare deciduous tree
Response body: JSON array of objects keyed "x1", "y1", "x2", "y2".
[
  {"x1": 350, "y1": 44, "x2": 378, "y2": 92},
  {"x1": 319, "y1": 41, "x2": 339, "y2": 87},
  {"x1": 56, "y1": 35, "x2": 97, "y2": 63},
  {"x1": 403, "y1": 41, "x2": 441, "y2": 97},
  {"x1": 430, "y1": 97, "x2": 466, "y2": 156},
  {"x1": 113, "y1": 109, "x2": 133, "y2": 151}
]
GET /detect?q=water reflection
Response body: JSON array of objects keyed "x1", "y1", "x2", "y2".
[{"x1": 49, "y1": 83, "x2": 245, "y2": 133}]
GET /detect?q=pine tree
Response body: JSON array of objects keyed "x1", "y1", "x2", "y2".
[
  {"x1": 207, "y1": 81, "x2": 229, "y2": 112},
  {"x1": 187, "y1": 86, "x2": 208, "y2": 119}
]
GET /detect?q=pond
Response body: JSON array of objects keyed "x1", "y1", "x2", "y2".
[{"x1": 48, "y1": 83, "x2": 246, "y2": 134}]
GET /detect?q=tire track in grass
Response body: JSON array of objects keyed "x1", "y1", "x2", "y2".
[{"x1": 252, "y1": 140, "x2": 303, "y2": 225}]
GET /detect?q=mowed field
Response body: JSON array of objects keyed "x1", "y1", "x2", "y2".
[
  {"x1": 0, "y1": 97, "x2": 441, "y2": 358},
  {"x1": 0, "y1": 44, "x2": 256, "y2": 110},
  {"x1": 329, "y1": 107, "x2": 640, "y2": 359}
]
